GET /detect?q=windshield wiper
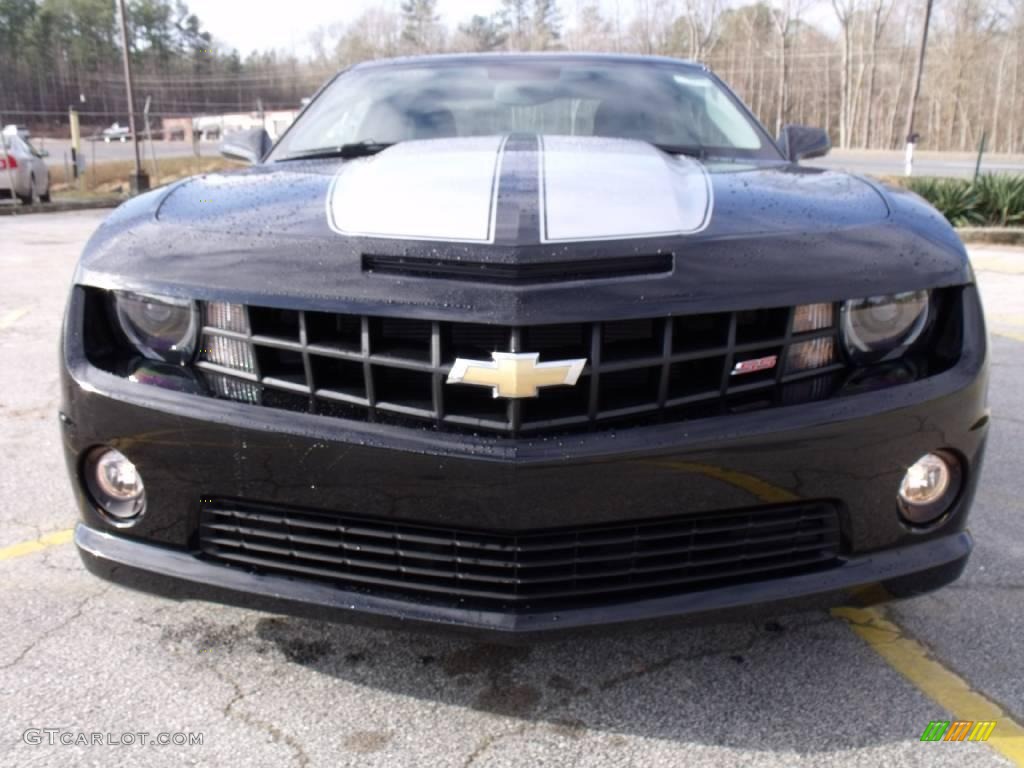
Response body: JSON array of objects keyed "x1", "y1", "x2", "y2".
[
  {"x1": 279, "y1": 141, "x2": 396, "y2": 161},
  {"x1": 654, "y1": 144, "x2": 707, "y2": 160}
]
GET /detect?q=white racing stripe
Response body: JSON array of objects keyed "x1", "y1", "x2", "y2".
[
  {"x1": 327, "y1": 135, "x2": 505, "y2": 243},
  {"x1": 539, "y1": 135, "x2": 712, "y2": 242},
  {"x1": 326, "y1": 135, "x2": 713, "y2": 244}
]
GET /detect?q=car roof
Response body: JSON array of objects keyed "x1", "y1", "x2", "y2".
[{"x1": 349, "y1": 52, "x2": 708, "y2": 73}]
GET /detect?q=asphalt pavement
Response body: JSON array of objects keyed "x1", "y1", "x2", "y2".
[{"x1": 0, "y1": 211, "x2": 1022, "y2": 767}]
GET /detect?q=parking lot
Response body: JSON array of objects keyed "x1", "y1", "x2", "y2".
[{"x1": 1, "y1": 210, "x2": 1022, "y2": 767}]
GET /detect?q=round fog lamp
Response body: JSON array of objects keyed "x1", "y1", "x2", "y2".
[
  {"x1": 898, "y1": 452, "x2": 960, "y2": 526},
  {"x1": 85, "y1": 447, "x2": 146, "y2": 522}
]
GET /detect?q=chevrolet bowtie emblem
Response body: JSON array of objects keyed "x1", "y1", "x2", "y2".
[{"x1": 447, "y1": 352, "x2": 587, "y2": 399}]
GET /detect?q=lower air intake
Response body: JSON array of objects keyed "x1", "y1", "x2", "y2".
[{"x1": 198, "y1": 501, "x2": 842, "y2": 611}]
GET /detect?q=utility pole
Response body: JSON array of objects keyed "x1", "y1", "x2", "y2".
[
  {"x1": 117, "y1": 0, "x2": 149, "y2": 193},
  {"x1": 143, "y1": 95, "x2": 160, "y2": 186},
  {"x1": 902, "y1": 0, "x2": 934, "y2": 176}
]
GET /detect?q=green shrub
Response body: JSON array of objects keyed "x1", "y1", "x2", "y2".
[
  {"x1": 903, "y1": 177, "x2": 983, "y2": 226},
  {"x1": 973, "y1": 174, "x2": 1024, "y2": 227},
  {"x1": 901, "y1": 174, "x2": 1024, "y2": 228}
]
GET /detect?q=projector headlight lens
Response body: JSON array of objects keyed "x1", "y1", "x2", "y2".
[
  {"x1": 114, "y1": 291, "x2": 198, "y2": 365},
  {"x1": 841, "y1": 290, "x2": 929, "y2": 364}
]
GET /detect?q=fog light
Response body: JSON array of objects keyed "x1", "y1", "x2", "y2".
[
  {"x1": 898, "y1": 452, "x2": 960, "y2": 526},
  {"x1": 85, "y1": 447, "x2": 146, "y2": 522}
]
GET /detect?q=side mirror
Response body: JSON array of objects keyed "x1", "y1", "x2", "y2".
[
  {"x1": 36, "y1": 149, "x2": 49, "y2": 158},
  {"x1": 778, "y1": 125, "x2": 831, "y2": 163},
  {"x1": 220, "y1": 128, "x2": 272, "y2": 164}
]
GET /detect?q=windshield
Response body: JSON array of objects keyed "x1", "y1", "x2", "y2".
[{"x1": 269, "y1": 58, "x2": 781, "y2": 162}]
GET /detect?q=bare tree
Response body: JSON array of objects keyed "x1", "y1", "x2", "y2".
[
  {"x1": 772, "y1": 0, "x2": 810, "y2": 136},
  {"x1": 680, "y1": 0, "x2": 723, "y2": 60},
  {"x1": 903, "y1": 0, "x2": 934, "y2": 146},
  {"x1": 830, "y1": 0, "x2": 855, "y2": 149},
  {"x1": 567, "y1": 3, "x2": 615, "y2": 51},
  {"x1": 862, "y1": 0, "x2": 894, "y2": 147}
]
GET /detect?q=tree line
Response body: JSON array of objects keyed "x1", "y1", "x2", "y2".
[{"x1": 1, "y1": 0, "x2": 1022, "y2": 153}]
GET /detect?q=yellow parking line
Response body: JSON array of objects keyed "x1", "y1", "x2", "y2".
[
  {"x1": 0, "y1": 306, "x2": 30, "y2": 330},
  {"x1": 0, "y1": 529, "x2": 74, "y2": 561},
  {"x1": 833, "y1": 606, "x2": 1024, "y2": 765},
  {"x1": 995, "y1": 330, "x2": 1024, "y2": 343}
]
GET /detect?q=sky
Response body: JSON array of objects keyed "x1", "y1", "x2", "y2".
[
  {"x1": 197, "y1": 0, "x2": 504, "y2": 55},
  {"x1": 196, "y1": 0, "x2": 839, "y2": 57}
]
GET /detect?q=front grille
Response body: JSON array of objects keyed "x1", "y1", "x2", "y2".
[
  {"x1": 194, "y1": 303, "x2": 846, "y2": 435},
  {"x1": 198, "y1": 501, "x2": 842, "y2": 610}
]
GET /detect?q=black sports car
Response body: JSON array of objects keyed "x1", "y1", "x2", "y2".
[{"x1": 62, "y1": 54, "x2": 988, "y2": 638}]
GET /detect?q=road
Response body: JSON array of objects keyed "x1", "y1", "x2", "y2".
[
  {"x1": 1, "y1": 211, "x2": 1022, "y2": 767},
  {"x1": 32, "y1": 138, "x2": 1024, "y2": 179},
  {"x1": 816, "y1": 149, "x2": 1024, "y2": 179}
]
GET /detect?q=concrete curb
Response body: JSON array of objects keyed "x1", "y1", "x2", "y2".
[
  {"x1": 0, "y1": 198, "x2": 124, "y2": 216},
  {"x1": 956, "y1": 227, "x2": 1024, "y2": 245}
]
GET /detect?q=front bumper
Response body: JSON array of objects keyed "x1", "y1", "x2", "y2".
[
  {"x1": 76, "y1": 522, "x2": 972, "y2": 638},
  {"x1": 61, "y1": 286, "x2": 990, "y2": 636}
]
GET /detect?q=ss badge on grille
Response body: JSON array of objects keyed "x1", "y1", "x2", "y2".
[{"x1": 447, "y1": 352, "x2": 587, "y2": 399}]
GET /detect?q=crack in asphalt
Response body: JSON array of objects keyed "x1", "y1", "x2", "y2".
[
  {"x1": 126, "y1": 610, "x2": 314, "y2": 766},
  {"x1": 210, "y1": 665, "x2": 312, "y2": 768},
  {"x1": 461, "y1": 723, "x2": 532, "y2": 768},
  {"x1": 0, "y1": 584, "x2": 111, "y2": 672},
  {"x1": 458, "y1": 617, "x2": 831, "y2": 767}
]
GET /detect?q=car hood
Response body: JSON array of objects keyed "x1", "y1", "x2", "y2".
[
  {"x1": 77, "y1": 136, "x2": 969, "y2": 323},
  {"x1": 151, "y1": 136, "x2": 890, "y2": 240}
]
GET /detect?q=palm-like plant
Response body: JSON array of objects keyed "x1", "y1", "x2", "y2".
[
  {"x1": 904, "y1": 178, "x2": 984, "y2": 227},
  {"x1": 973, "y1": 174, "x2": 1024, "y2": 226}
]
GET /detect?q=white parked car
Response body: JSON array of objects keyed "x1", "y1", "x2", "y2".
[
  {"x1": 102, "y1": 123, "x2": 131, "y2": 143},
  {"x1": 0, "y1": 134, "x2": 51, "y2": 205},
  {"x1": 2, "y1": 124, "x2": 31, "y2": 141}
]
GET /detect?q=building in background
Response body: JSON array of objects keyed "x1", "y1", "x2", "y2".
[{"x1": 161, "y1": 111, "x2": 299, "y2": 142}]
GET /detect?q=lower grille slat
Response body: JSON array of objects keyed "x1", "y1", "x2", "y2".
[{"x1": 198, "y1": 501, "x2": 842, "y2": 610}]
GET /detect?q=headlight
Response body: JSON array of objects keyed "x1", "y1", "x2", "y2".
[
  {"x1": 114, "y1": 291, "x2": 198, "y2": 365},
  {"x1": 841, "y1": 290, "x2": 929, "y2": 364}
]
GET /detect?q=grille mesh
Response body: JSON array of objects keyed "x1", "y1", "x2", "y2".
[
  {"x1": 193, "y1": 303, "x2": 845, "y2": 435},
  {"x1": 198, "y1": 501, "x2": 843, "y2": 610}
]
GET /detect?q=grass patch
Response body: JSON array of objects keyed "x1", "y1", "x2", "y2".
[{"x1": 52, "y1": 155, "x2": 243, "y2": 195}]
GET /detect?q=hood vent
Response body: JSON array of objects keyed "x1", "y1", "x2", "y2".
[{"x1": 361, "y1": 253, "x2": 674, "y2": 284}]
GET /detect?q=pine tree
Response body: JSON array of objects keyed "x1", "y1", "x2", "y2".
[
  {"x1": 532, "y1": 0, "x2": 562, "y2": 50},
  {"x1": 458, "y1": 15, "x2": 508, "y2": 52},
  {"x1": 500, "y1": 0, "x2": 530, "y2": 50},
  {"x1": 400, "y1": 0, "x2": 440, "y2": 52}
]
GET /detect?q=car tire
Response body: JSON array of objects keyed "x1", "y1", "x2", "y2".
[
  {"x1": 16, "y1": 175, "x2": 37, "y2": 205},
  {"x1": 39, "y1": 183, "x2": 51, "y2": 204}
]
